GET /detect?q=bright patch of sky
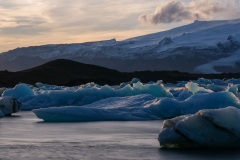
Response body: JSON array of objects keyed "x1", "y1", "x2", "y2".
[{"x1": 0, "y1": 0, "x2": 239, "y2": 52}]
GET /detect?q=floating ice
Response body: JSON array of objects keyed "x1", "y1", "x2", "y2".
[
  {"x1": 33, "y1": 91, "x2": 240, "y2": 122},
  {"x1": 226, "y1": 83, "x2": 238, "y2": 96},
  {"x1": 159, "y1": 107, "x2": 240, "y2": 148},
  {"x1": 226, "y1": 78, "x2": 240, "y2": 85},
  {"x1": 146, "y1": 92, "x2": 240, "y2": 119},
  {"x1": 2, "y1": 78, "x2": 240, "y2": 123},
  {"x1": 196, "y1": 78, "x2": 212, "y2": 85},
  {"x1": 176, "y1": 90, "x2": 192, "y2": 101},
  {"x1": 21, "y1": 81, "x2": 172, "y2": 110},
  {"x1": 211, "y1": 79, "x2": 226, "y2": 85},
  {"x1": 2, "y1": 84, "x2": 34, "y2": 99},
  {"x1": 33, "y1": 94, "x2": 158, "y2": 122},
  {"x1": 176, "y1": 81, "x2": 188, "y2": 87},
  {"x1": 185, "y1": 82, "x2": 213, "y2": 94},
  {"x1": 0, "y1": 97, "x2": 21, "y2": 117},
  {"x1": 205, "y1": 84, "x2": 225, "y2": 92}
]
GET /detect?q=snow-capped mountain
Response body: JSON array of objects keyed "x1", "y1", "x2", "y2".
[{"x1": 1, "y1": 19, "x2": 240, "y2": 73}]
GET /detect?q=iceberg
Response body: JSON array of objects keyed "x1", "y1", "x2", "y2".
[
  {"x1": 226, "y1": 83, "x2": 238, "y2": 96},
  {"x1": 2, "y1": 83, "x2": 34, "y2": 99},
  {"x1": 20, "y1": 81, "x2": 173, "y2": 110},
  {"x1": 0, "y1": 97, "x2": 21, "y2": 117},
  {"x1": 185, "y1": 82, "x2": 213, "y2": 94},
  {"x1": 33, "y1": 94, "x2": 158, "y2": 122},
  {"x1": 33, "y1": 91, "x2": 240, "y2": 122},
  {"x1": 158, "y1": 107, "x2": 240, "y2": 148},
  {"x1": 146, "y1": 92, "x2": 240, "y2": 119},
  {"x1": 196, "y1": 78, "x2": 213, "y2": 85},
  {"x1": 205, "y1": 84, "x2": 224, "y2": 92}
]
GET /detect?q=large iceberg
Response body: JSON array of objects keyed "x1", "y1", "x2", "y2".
[
  {"x1": 33, "y1": 94, "x2": 158, "y2": 122},
  {"x1": 158, "y1": 107, "x2": 240, "y2": 148},
  {"x1": 33, "y1": 92, "x2": 240, "y2": 122}
]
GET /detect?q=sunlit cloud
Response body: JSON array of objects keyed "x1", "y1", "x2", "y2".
[{"x1": 139, "y1": 0, "x2": 240, "y2": 25}]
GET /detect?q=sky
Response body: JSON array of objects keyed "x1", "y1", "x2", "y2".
[{"x1": 0, "y1": 0, "x2": 240, "y2": 52}]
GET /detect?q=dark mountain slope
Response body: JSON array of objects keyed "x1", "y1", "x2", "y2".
[{"x1": 0, "y1": 59, "x2": 240, "y2": 87}]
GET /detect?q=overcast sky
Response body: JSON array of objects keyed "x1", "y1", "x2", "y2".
[{"x1": 0, "y1": 0, "x2": 240, "y2": 52}]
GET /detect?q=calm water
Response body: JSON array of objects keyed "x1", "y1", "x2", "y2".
[{"x1": 0, "y1": 112, "x2": 239, "y2": 160}]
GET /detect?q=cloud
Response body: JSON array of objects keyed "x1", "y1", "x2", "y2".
[
  {"x1": 0, "y1": 25, "x2": 49, "y2": 36},
  {"x1": 139, "y1": 0, "x2": 236, "y2": 25}
]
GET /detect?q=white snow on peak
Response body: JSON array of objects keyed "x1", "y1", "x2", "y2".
[{"x1": 123, "y1": 19, "x2": 240, "y2": 49}]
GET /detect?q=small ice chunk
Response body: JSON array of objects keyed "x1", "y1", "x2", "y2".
[
  {"x1": 226, "y1": 83, "x2": 238, "y2": 96},
  {"x1": 0, "y1": 97, "x2": 21, "y2": 117},
  {"x1": 185, "y1": 82, "x2": 213, "y2": 94}
]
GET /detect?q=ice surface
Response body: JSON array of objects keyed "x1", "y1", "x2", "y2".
[
  {"x1": 199, "y1": 107, "x2": 240, "y2": 137},
  {"x1": 20, "y1": 81, "x2": 172, "y2": 110},
  {"x1": 185, "y1": 82, "x2": 213, "y2": 94},
  {"x1": 0, "y1": 97, "x2": 21, "y2": 117},
  {"x1": 1, "y1": 78, "x2": 240, "y2": 122},
  {"x1": 226, "y1": 84, "x2": 238, "y2": 96},
  {"x1": 159, "y1": 107, "x2": 240, "y2": 148},
  {"x1": 2, "y1": 84, "x2": 34, "y2": 99},
  {"x1": 196, "y1": 78, "x2": 213, "y2": 85},
  {"x1": 205, "y1": 84, "x2": 225, "y2": 92},
  {"x1": 33, "y1": 94, "x2": 159, "y2": 122},
  {"x1": 33, "y1": 91, "x2": 240, "y2": 122},
  {"x1": 146, "y1": 92, "x2": 240, "y2": 119},
  {"x1": 176, "y1": 90, "x2": 192, "y2": 101}
]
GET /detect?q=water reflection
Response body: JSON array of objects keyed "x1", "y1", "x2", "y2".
[{"x1": 159, "y1": 148, "x2": 240, "y2": 160}]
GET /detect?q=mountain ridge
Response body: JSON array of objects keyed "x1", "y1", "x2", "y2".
[{"x1": 1, "y1": 19, "x2": 240, "y2": 73}]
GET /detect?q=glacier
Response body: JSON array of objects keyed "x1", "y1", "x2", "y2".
[{"x1": 158, "y1": 107, "x2": 240, "y2": 148}]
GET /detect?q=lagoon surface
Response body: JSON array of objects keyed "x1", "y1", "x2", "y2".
[{"x1": 0, "y1": 112, "x2": 239, "y2": 160}]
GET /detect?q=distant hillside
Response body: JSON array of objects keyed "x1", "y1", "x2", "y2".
[
  {"x1": 0, "y1": 59, "x2": 124, "y2": 87},
  {"x1": 0, "y1": 59, "x2": 240, "y2": 87}
]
